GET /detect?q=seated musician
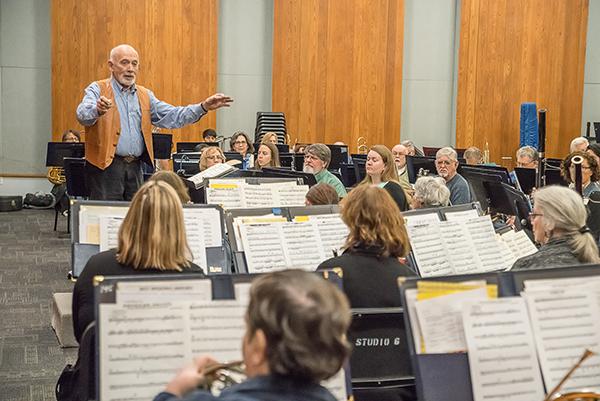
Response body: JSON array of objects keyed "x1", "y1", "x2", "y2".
[
  {"x1": 230, "y1": 131, "x2": 254, "y2": 169},
  {"x1": 149, "y1": 170, "x2": 191, "y2": 203},
  {"x1": 512, "y1": 185, "x2": 600, "y2": 270},
  {"x1": 303, "y1": 144, "x2": 347, "y2": 198},
  {"x1": 48, "y1": 129, "x2": 81, "y2": 214},
  {"x1": 154, "y1": 270, "x2": 351, "y2": 401},
  {"x1": 435, "y1": 147, "x2": 472, "y2": 205},
  {"x1": 570, "y1": 136, "x2": 589, "y2": 153},
  {"x1": 260, "y1": 131, "x2": 279, "y2": 146},
  {"x1": 199, "y1": 147, "x2": 227, "y2": 171},
  {"x1": 203, "y1": 128, "x2": 218, "y2": 143},
  {"x1": 255, "y1": 142, "x2": 280, "y2": 169},
  {"x1": 411, "y1": 176, "x2": 450, "y2": 209},
  {"x1": 305, "y1": 183, "x2": 339, "y2": 206},
  {"x1": 318, "y1": 185, "x2": 415, "y2": 308},
  {"x1": 361, "y1": 145, "x2": 409, "y2": 211},
  {"x1": 515, "y1": 146, "x2": 539, "y2": 169},
  {"x1": 463, "y1": 146, "x2": 483, "y2": 165},
  {"x1": 560, "y1": 151, "x2": 600, "y2": 198},
  {"x1": 72, "y1": 180, "x2": 203, "y2": 343}
]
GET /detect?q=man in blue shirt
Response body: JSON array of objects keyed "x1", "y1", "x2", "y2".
[
  {"x1": 435, "y1": 147, "x2": 472, "y2": 205},
  {"x1": 76, "y1": 44, "x2": 232, "y2": 200}
]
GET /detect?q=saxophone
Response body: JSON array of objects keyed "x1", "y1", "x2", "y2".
[{"x1": 47, "y1": 167, "x2": 66, "y2": 185}]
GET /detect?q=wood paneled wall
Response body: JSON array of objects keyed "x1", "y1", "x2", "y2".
[
  {"x1": 272, "y1": 0, "x2": 404, "y2": 152},
  {"x1": 51, "y1": 0, "x2": 218, "y2": 144},
  {"x1": 456, "y1": 0, "x2": 589, "y2": 163}
]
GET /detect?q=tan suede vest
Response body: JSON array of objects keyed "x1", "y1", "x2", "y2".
[{"x1": 84, "y1": 78, "x2": 153, "y2": 169}]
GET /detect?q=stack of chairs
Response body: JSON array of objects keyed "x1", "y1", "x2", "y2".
[{"x1": 255, "y1": 112, "x2": 286, "y2": 144}]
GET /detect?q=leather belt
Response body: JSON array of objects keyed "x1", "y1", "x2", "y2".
[{"x1": 116, "y1": 155, "x2": 139, "y2": 163}]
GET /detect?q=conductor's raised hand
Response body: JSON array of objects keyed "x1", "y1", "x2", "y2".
[
  {"x1": 201, "y1": 93, "x2": 233, "y2": 111},
  {"x1": 96, "y1": 96, "x2": 113, "y2": 116}
]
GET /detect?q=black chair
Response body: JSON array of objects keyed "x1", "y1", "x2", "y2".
[
  {"x1": 56, "y1": 322, "x2": 96, "y2": 401},
  {"x1": 348, "y1": 308, "x2": 415, "y2": 401},
  {"x1": 255, "y1": 111, "x2": 287, "y2": 144}
]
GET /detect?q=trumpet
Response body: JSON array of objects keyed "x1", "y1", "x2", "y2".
[
  {"x1": 198, "y1": 360, "x2": 246, "y2": 394},
  {"x1": 357, "y1": 136, "x2": 368, "y2": 154},
  {"x1": 47, "y1": 167, "x2": 66, "y2": 185}
]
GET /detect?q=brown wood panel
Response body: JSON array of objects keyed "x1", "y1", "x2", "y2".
[
  {"x1": 51, "y1": 0, "x2": 218, "y2": 147},
  {"x1": 272, "y1": 0, "x2": 404, "y2": 152},
  {"x1": 456, "y1": 0, "x2": 589, "y2": 162}
]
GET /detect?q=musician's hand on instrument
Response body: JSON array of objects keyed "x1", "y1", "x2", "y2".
[
  {"x1": 165, "y1": 356, "x2": 216, "y2": 397},
  {"x1": 96, "y1": 96, "x2": 113, "y2": 116}
]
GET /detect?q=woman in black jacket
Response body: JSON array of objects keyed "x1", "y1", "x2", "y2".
[
  {"x1": 360, "y1": 145, "x2": 409, "y2": 212},
  {"x1": 318, "y1": 184, "x2": 415, "y2": 308}
]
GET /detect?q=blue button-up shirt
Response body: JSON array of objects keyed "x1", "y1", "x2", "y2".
[{"x1": 76, "y1": 78, "x2": 206, "y2": 157}]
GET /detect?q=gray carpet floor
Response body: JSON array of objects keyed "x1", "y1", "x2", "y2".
[{"x1": 0, "y1": 209, "x2": 77, "y2": 401}]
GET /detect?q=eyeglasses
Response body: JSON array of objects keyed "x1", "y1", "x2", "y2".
[
  {"x1": 206, "y1": 155, "x2": 224, "y2": 161},
  {"x1": 528, "y1": 212, "x2": 543, "y2": 221},
  {"x1": 436, "y1": 160, "x2": 455, "y2": 166}
]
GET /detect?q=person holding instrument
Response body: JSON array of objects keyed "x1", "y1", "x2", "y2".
[
  {"x1": 76, "y1": 44, "x2": 233, "y2": 201},
  {"x1": 560, "y1": 151, "x2": 600, "y2": 198},
  {"x1": 154, "y1": 270, "x2": 351, "y2": 401}
]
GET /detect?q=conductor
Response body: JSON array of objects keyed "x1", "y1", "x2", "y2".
[{"x1": 76, "y1": 44, "x2": 233, "y2": 200}]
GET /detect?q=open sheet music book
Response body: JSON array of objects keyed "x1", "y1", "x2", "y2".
[
  {"x1": 188, "y1": 163, "x2": 237, "y2": 189},
  {"x1": 237, "y1": 214, "x2": 348, "y2": 273},
  {"x1": 406, "y1": 215, "x2": 537, "y2": 277},
  {"x1": 96, "y1": 277, "x2": 349, "y2": 401},
  {"x1": 206, "y1": 179, "x2": 308, "y2": 209}
]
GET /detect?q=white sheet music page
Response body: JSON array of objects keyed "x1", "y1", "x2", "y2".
[
  {"x1": 206, "y1": 179, "x2": 245, "y2": 209},
  {"x1": 415, "y1": 287, "x2": 488, "y2": 353},
  {"x1": 183, "y1": 213, "x2": 207, "y2": 270},
  {"x1": 407, "y1": 223, "x2": 453, "y2": 277},
  {"x1": 99, "y1": 215, "x2": 124, "y2": 252},
  {"x1": 98, "y1": 302, "x2": 191, "y2": 401},
  {"x1": 116, "y1": 279, "x2": 212, "y2": 304},
  {"x1": 188, "y1": 299, "x2": 247, "y2": 362},
  {"x1": 500, "y1": 229, "x2": 538, "y2": 260},
  {"x1": 274, "y1": 184, "x2": 309, "y2": 207},
  {"x1": 404, "y1": 212, "x2": 441, "y2": 228},
  {"x1": 463, "y1": 297, "x2": 545, "y2": 401},
  {"x1": 183, "y1": 208, "x2": 222, "y2": 247},
  {"x1": 524, "y1": 288, "x2": 600, "y2": 393},
  {"x1": 309, "y1": 214, "x2": 348, "y2": 259},
  {"x1": 404, "y1": 289, "x2": 424, "y2": 353},
  {"x1": 281, "y1": 221, "x2": 326, "y2": 269},
  {"x1": 79, "y1": 205, "x2": 129, "y2": 244},
  {"x1": 464, "y1": 216, "x2": 510, "y2": 271},
  {"x1": 444, "y1": 209, "x2": 479, "y2": 221},
  {"x1": 242, "y1": 184, "x2": 276, "y2": 207},
  {"x1": 437, "y1": 221, "x2": 483, "y2": 275},
  {"x1": 238, "y1": 222, "x2": 287, "y2": 273},
  {"x1": 189, "y1": 163, "x2": 235, "y2": 189}
]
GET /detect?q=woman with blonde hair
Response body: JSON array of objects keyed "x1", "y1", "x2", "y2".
[
  {"x1": 361, "y1": 144, "x2": 409, "y2": 211},
  {"x1": 72, "y1": 180, "x2": 203, "y2": 343},
  {"x1": 149, "y1": 170, "x2": 191, "y2": 203},
  {"x1": 199, "y1": 146, "x2": 226, "y2": 171},
  {"x1": 260, "y1": 131, "x2": 279, "y2": 145},
  {"x1": 318, "y1": 185, "x2": 415, "y2": 308},
  {"x1": 512, "y1": 185, "x2": 600, "y2": 270}
]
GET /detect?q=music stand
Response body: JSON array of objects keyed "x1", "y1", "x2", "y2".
[
  {"x1": 406, "y1": 156, "x2": 437, "y2": 184},
  {"x1": 485, "y1": 181, "x2": 531, "y2": 230},
  {"x1": 260, "y1": 167, "x2": 317, "y2": 186},
  {"x1": 223, "y1": 152, "x2": 244, "y2": 162},
  {"x1": 458, "y1": 164, "x2": 512, "y2": 185},
  {"x1": 46, "y1": 142, "x2": 85, "y2": 167},
  {"x1": 63, "y1": 157, "x2": 89, "y2": 198},
  {"x1": 326, "y1": 144, "x2": 350, "y2": 170},
  {"x1": 460, "y1": 169, "x2": 502, "y2": 211},
  {"x1": 513, "y1": 167, "x2": 536, "y2": 195},
  {"x1": 176, "y1": 142, "x2": 219, "y2": 153},
  {"x1": 152, "y1": 133, "x2": 172, "y2": 159}
]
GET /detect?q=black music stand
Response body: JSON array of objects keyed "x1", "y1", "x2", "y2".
[
  {"x1": 46, "y1": 142, "x2": 85, "y2": 167},
  {"x1": 513, "y1": 167, "x2": 536, "y2": 195},
  {"x1": 326, "y1": 144, "x2": 350, "y2": 170},
  {"x1": 152, "y1": 133, "x2": 172, "y2": 160},
  {"x1": 406, "y1": 156, "x2": 437, "y2": 184},
  {"x1": 176, "y1": 142, "x2": 219, "y2": 153},
  {"x1": 485, "y1": 181, "x2": 531, "y2": 230}
]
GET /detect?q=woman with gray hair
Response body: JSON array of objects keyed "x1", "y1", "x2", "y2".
[
  {"x1": 512, "y1": 185, "x2": 600, "y2": 270},
  {"x1": 411, "y1": 176, "x2": 451, "y2": 209}
]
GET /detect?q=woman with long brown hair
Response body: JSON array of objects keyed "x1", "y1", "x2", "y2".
[
  {"x1": 318, "y1": 185, "x2": 415, "y2": 308},
  {"x1": 72, "y1": 180, "x2": 203, "y2": 343},
  {"x1": 361, "y1": 145, "x2": 409, "y2": 211}
]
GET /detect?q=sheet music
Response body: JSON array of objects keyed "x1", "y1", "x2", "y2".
[
  {"x1": 524, "y1": 288, "x2": 600, "y2": 393},
  {"x1": 415, "y1": 288, "x2": 488, "y2": 353},
  {"x1": 243, "y1": 185, "x2": 276, "y2": 207},
  {"x1": 98, "y1": 303, "x2": 191, "y2": 401},
  {"x1": 183, "y1": 213, "x2": 207, "y2": 269},
  {"x1": 404, "y1": 212, "x2": 440, "y2": 227},
  {"x1": 188, "y1": 300, "x2": 247, "y2": 362},
  {"x1": 438, "y1": 221, "x2": 483, "y2": 274},
  {"x1": 463, "y1": 297, "x2": 545, "y2": 401},
  {"x1": 444, "y1": 209, "x2": 479, "y2": 222},
  {"x1": 310, "y1": 214, "x2": 348, "y2": 258},
  {"x1": 99, "y1": 215, "x2": 124, "y2": 252},
  {"x1": 500, "y1": 229, "x2": 538, "y2": 261},
  {"x1": 183, "y1": 208, "x2": 223, "y2": 247},
  {"x1": 116, "y1": 279, "x2": 213, "y2": 304},
  {"x1": 464, "y1": 216, "x2": 510, "y2": 271},
  {"x1": 274, "y1": 184, "x2": 309, "y2": 206},
  {"x1": 232, "y1": 215, "x2": 283, "y2": 252},
  {"x1": 238, "y1": 223, "x2": 287, "y2": 273},
  {"x1": 206, "y1": 186, "x2": 244, "y2": 209},
  {"x1": 281, "y1": 221, "x2": 326, "y2": 269},
  {"x1": 188, "y1": 163, "x2": 235, "y2": 189},
  {"x1": 407, "y1": 223, "x2": 453, "y2": 277},
  {"x1": 78, "y1": 205, "x2": 129, "y2": 244},
  {"x1": 404, "y1": 289, "x2": 424, "y2": 353}
]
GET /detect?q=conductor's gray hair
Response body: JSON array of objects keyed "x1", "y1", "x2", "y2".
[
  {"x1": 516, "y1": 146, "x2": 539, "y2": 162},
  {"x1": 570, "y1": 137, "x2": 589, "y2": 152},
  {"x1": 414, "y1": 176, "x2": 451, "y2": 208},
  {"x1": 534, "y1": 185, "x2": 600, "y2": 264},
  {"x1": 435, "y1": 147, "x2": 458, "y2": 161}
]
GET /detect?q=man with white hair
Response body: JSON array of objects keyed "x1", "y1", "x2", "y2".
[
  {"x1": 435, "y1": 147, "x2": 472, "y2": 205},
  {"x1": 391, "y1": 143, "x2": 410, "y2": 188},
  {"x1": 570, "y1": 137, "x2": 589, "y2": 153},
  {"x1": 77, "y1": 44, "x2": 233, "y2": 201}
]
